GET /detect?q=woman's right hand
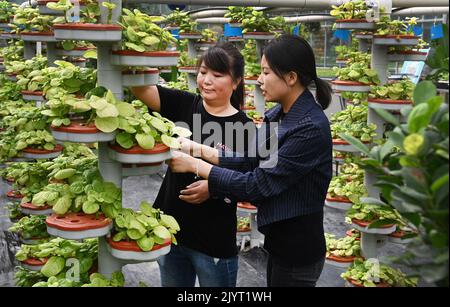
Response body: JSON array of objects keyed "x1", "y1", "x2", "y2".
[{"x1": 178, "y1": 137, "x2": 202, "y2": 157}]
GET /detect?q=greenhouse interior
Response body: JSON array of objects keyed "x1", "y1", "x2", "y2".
[{"x1": 0, "y1": 0, "x2": 448, "y2": 289}]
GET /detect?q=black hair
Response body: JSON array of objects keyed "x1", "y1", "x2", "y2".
[
  {"x1": 263, "y1": 34, "x2": 331, "y2": 110},
  {"x1": 198, "y1": 42, "x2": 245, "y2": 110}
]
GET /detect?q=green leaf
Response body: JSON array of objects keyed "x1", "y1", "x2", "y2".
[
  {"x1": 339, "y1": 134, "x2": 371, "y2": 156},
  {"x1": 373, "y1": 108, "x2": 401, "y2": 126},
  {"x1": 161, "y1": 134, "x2": 179, "y2": 149},
  {"x1": 96, "y1": 104, "x2": 119, "y2": 118},
  {"x1": 136, "y1": 134, "x2": 155, "y2": 149},
  {"x1": 125, "y1": 42, "x2": 146, "y2": 52},
  {"x1": 137, "y1": 236, "x2": 154, "y2": 251},
  {"x1": 150, "y1": 117, "x2": 168, "y2": 133},
  {"x1": 82, "y1": 201, "x2": 100, "y2": 214},
  {"x1": 113, "y1": 231, "x2": 127, "y2": 242},
  {"x1": 116, "y1": 132, "x2": 134, "y2": 149},
  {"x1": 90, "y1": 98, "x2": 109, "y2": 110},
  {"x1": 83, "y1": 50, "x2": 97, "y2": 59},
  {"x1": 153, "y1": 225, "x2": 171, "y2": 240},
  {"x1": 41, "y1": 256, "x2": 65, "y2": 278},
  {"x1": 160, "y1": 214, "x2": 180, "y2": 232},
  {"x1": 431, "y1": 174, "x2": 449, "y2": 193},
  {"x1": 95, "y1": 117, "x2": 119, "y2": 133},
  {"x1": 127, "y1": 229, "x2": 144, "y2": 240},
  {"x1": 54, "y1": 168, "x2": 76, "y2": 180},
  {"x1": 142, "y1": 36, "x2": 160, "y2": 46},
  {"x1": 116, "y1": 102, "x2": 135, "y2": 117},
  {"x1": 368, "y1": 218, "x2": 399, "y2": 229},
  {"x1": 413, "y1": 81, "x2": 436, "y2": 105},
  {"x1": 140, "y1": 202, "x2": 154, "y2": 217}
]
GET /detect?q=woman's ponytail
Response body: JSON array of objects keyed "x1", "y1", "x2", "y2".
[{"x1": 314, "y1": 78, "x2": 332, "y2": 110}]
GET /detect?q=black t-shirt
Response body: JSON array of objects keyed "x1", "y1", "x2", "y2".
[
  {"x1": 154, "y1": 85, "x2": 252, "y2": 258},
  {"x1": 260, "y1": 211, "x2": 326, "y2": 266}
]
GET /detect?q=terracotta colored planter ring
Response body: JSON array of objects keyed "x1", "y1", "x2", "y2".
[
  {"x1": 21, "y1": 202, "x2": 51, "y2": 210},
  {"x1": 22, "y1": 257, "x2": 48, "y2": 266},
  {"x1": 326, "y1": 194, "x2": 352, "y2": 203},
  {"x1": 237, "y1": 202, "x2": 257, "y2": 210},
  {"x1": 22, "y1": 144, "x2": 63, "y2": 154},
  {"x1": 373, "y1": 34, "x2": 419, "y2": 39},
  {"x1": 53, "y1": 23, "x2": 122, "y2": 31},
  {"x1": 335, "y1": 19, "x2": 371, "y2": 23},
  {"x1": 332, "y1": 80, "x2": 372, "y2": 86},
  {"x1": 112, "y1": 50, "x2": 179, "y2": 57},
  {"x1": 46, "y1": 212, "x2": 111, "y2": 231},
  {"x1": 21, "y1": 90, "x2": 44, "y2": 96},
  {"x1": 352, "y1": 218, "x2": 395, "y2": 229},
  {"x1": 368, "y1": 98, "x2": 412, "y2": 105},
  {"x1": 326, "y1": 254, "x2": 357, "y2": 263},
  {"x1": 7, "y1": 190, "x2": 24, "y2": 198},
  {"x1": 333, "y1": 139, "x2": 370, "y2": 145},
  {"x1": 122, "y1": 69, "x2": 159, "y2": 75},
  {"x1": 108, "y1": 237, "x2": 171, "y2": 252},
  {"x1": 51, "y1": 121, "x2": 98, "y2": 133},
  {"x1": 21, "y1": 31, "x2": 54, "y2": 36},
  {"x1": 109, "y1": 143, "x2": 170, "y2": 155}
]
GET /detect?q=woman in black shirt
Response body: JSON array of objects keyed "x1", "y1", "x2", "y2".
[
  {"x1": 131, "y1": 43, "x2": 253, "y2": 287},
  {"x1": 168, "y1": 35, "x2": 333, "y2": 287}
]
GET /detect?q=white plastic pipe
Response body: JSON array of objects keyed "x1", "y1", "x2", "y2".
[
  {"x1": 19, "y1": 0, "x2": 37, "y2": 8},
  {"x1": 393, "y1": 7, "x2": 449, "y2": 16},
  {"x1": 124, "y1": 0, "x2": 449, "y2": 8},
  {"x1": 189, "y1": 9, "x2": 228, "y2": 19},
  {"x1": 195, "y1": 7, "x2": 449, "y2": 24}
]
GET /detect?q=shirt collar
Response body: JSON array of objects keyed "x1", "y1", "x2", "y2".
[{"x1": 264, "y1": 90, "x2": 319, "y2": 123}]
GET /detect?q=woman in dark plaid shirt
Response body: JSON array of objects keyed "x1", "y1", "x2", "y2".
[{"x1": 169, "y1": 35, "x2": 333, "y2": 287}]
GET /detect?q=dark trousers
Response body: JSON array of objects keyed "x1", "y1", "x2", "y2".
[{"x1": 267, "y1": 255, "x2": 325, "y2": 287}]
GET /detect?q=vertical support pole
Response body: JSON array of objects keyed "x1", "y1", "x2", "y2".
[
  {"x1": 358, "y1": 38, "x2": 370, "y2": 53},
  {"x1": 23, "y1": 41, "x2": 36, "y2": 59},
  {"x1": 96, "y1": 43, "x2": 123, "y2": 100},
  {"x1": 187, "y1": 39, "x2": 197, "y2": 59},
  {"x1": 249, "y1": 212, "x2": 264, "y2": 248},
  {"x1": 98, "y1": 237, "x2": 124, "y2": 277},
  {"x1": 95, "y1": 0, "x2": 124, "y2": 276},
  {"x1": 254, "y1": 86, "x2": 265, "y2": 115},
  {"x1": 360, "y1": 233, "x2": 379, "y2": 260},
  {"x1": 255, "y1": 40, "x2": 264, "y2": 60},
  {"x1": 186, "y1": 73, "x2": 197, "y2": 92},
  {"x1": 46, "y1": 42, "x2": 58, "y2": 67}
]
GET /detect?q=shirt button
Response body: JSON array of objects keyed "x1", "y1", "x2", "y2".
[{"x1": 224, "y1": 198, "x2": 231, "y2": 204}]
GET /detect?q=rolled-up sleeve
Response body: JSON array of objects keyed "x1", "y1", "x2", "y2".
[{"x1": 208, "y1": 122, "x2": 325, "y2": 205}]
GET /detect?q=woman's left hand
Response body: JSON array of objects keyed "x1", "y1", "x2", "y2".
[
  {"x1": 167, "y1": 150, "x2": 196, "y2": 173},
  {"x1": 179, "y1": 180, "x2": 210, "y2": 204}
]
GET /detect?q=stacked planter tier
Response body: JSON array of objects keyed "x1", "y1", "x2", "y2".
[
  {"x1": 111, "y1": 50, "x2": 179, "y2": 67},
  {"x1": 331, "y1": 80, "x2": 372, "y2": 92},
  {"x1": 20, "y1": 202, "x2": 53, "y2": 216},
  {"x1": 21, "y1": 144, "x2": 63, "y2": 159},
  {"x1": 334, "y1": 19, "x2": 376, "y2": 30},
  {"x1": 46, "y1": 213, "x2": 113, "y2": 240},
  {"x1": 56, "y1": 46, "x2": 95, "y2": 57},
  {"x1": 20, "y1": 31, "x2": 57, "y2": 42},
  {"x1": 373, "y1": 35, "x2": 420, "y2": 46},
  {"x1": 122, "y1": 69, "x2": 159, "y2": 87},
  {"x1": 50, "y1": 121, "x2": 117, "y2": 143},
  {"x1": 368, "y1": 98, "x2": 412, "y2": 111},
  {"x1": 107, "y1": 144, "x2": 172, "y2": 164},
  {"x1": 53, "y1": 23, "x2": 122, "y2": 41},
  {"x1": 325, "y1": 195, "x2": 353, "y2": 210},
  {"x1": 107, "y1": 237, "x2": 171, "y2": 261}
]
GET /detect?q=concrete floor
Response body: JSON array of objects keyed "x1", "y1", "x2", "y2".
[{"x1": 0, "y1": 94, "x2": 418, "y2": 287}]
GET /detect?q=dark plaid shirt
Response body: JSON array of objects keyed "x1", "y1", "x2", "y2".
[{"x1": 208, "y1": 90, "x2": 332, "y2": 229}]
